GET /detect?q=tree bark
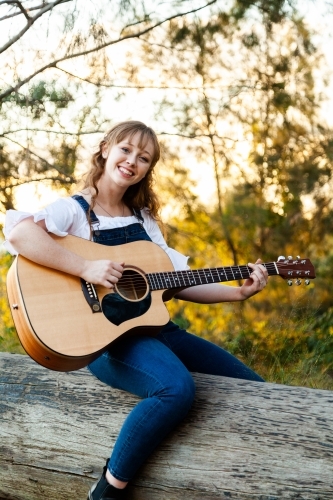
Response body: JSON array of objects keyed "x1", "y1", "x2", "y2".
[{"x1": 0, "y1": 352, "x2": 332, "y2": 499}]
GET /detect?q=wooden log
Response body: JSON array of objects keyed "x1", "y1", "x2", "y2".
[{"x1": 0, "y1": 352, "x2": 333, "y2": 500}]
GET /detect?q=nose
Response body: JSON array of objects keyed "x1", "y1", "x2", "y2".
[{"x1": 126, "y1": 153, "x2": 136, "y2": 166}]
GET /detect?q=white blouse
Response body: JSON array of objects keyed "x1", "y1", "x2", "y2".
[{"x1": 3, "y1": 197, "x2": 189, "y2": 271}]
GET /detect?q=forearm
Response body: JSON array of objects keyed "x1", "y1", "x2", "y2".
[
  {"x1": 8, "y1": 218, "x2": 124, "y2": 288},
  {"x1": 174, "y1": 283, "x2": 245, "y2": 303},
  {"x1": 8, "y1": 218, "x2": 87, "y2": 277}
]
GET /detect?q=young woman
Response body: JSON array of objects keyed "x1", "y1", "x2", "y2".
[{"x1": 4, "y1": 121, "x2": 268, "y2": 500}]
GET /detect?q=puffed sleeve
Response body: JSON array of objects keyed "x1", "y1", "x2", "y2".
[
  {"x1": 3, "y1": 198, "x2": 89, "y2": 255},
  {"x1": 141, "y1": 209, "x2": 190, "y2": 271}
]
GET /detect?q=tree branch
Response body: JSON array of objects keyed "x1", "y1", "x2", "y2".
[
  {"x1": 1, "y1": 174, "x2": 74, "y2": 191},
  {"x1": 0, "y1": 0, "x2": 72, "y2": 54},
  {"x1": 0, "y1": 1, "x2": 54, "y2": 21},
  {"x1": 159, "y1": 131, "x2": 239, "y2": 143},
  {"x1": 57, "y1": 66, "x2": 249, "y2": 91},
  {"x1": 2, "y1": 136, "x2": 77, "y2": 180},
  {"x1": 1, "y1": 128, "x2": 104, "y2": 136},
  {"x1": 8, "y1": 1, "x2": 30, "y2": 21},
  {"x1": 0, "y1": 0, "x2": 216, "y2": 100}
]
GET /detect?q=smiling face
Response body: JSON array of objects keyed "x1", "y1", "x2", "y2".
[{"x1": 101, "y1": 132, "x2": 155, "y2": 193}]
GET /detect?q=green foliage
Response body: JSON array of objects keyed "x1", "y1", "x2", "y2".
[
  {"x1": 232, "y1": 0, "x2": 288, "y2": 23},
  {"x1": 308, "y1": 308, "x2": 333, "y2": 367},
  {"x1": 3, "y1": 81, "x2": 74, "y2": 118},
  {"x1": 1, "y1": 0, "x2": 333, "y2": 391},
  {"x1": 123, "y1": 0, "x2": 333, "y2": 389},
  {"x1": 0, "y1": 251, "x2": 24, "y2": 354}
]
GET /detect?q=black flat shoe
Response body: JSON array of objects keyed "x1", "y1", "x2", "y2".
[{"x1": 87, "y1": 460, "x2": 127, "y2": 500}]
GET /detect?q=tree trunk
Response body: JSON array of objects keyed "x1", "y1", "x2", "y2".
[{"x1": 1, "y1": 352, "x2": 332, "y2": 500}]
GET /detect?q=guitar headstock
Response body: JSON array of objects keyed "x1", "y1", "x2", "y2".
[{"x1": 276, "y1": 255, "x2": 316, "y2": 285}]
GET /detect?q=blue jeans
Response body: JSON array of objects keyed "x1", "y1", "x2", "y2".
[
  {"x1": 88, "y1": 321, "x2": 264, "y2": 482},
  {"x1": 72, "y1": 196, "x2": 264, "y2": 481}
]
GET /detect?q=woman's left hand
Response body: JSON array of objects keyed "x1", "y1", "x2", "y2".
[{"x1": 239, "y1": 259, "x2": 268, "y2": 299}]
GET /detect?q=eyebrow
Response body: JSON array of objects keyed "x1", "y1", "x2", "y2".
[{"x1": 123, "y1": 141, "x2": 152, "y2": 157}]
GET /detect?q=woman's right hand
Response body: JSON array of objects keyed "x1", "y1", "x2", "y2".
[{"x1": 81, "y1": 259, "x2": 124, "y2": 288}]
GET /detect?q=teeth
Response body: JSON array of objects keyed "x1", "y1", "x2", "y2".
[{"x1": 119, "y1": 166, "x2": 133, "y2": 176}]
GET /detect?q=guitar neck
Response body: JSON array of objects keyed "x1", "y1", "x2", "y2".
[{"x1": 147, "y1": 262, "x2": 279, "y2": 291}]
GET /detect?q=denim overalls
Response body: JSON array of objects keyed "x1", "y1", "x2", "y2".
[{"x1": 72, "y1": 195, "x2": 264, "y2": 482}]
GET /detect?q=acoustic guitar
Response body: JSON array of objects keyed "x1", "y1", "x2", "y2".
[{"x1": 6, "y1": 234, "x2": 316, "y2": 372}]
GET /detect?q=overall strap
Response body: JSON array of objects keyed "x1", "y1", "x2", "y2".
[{"x1": 71, "y1": 195, "x2": 99, "y2": 226}]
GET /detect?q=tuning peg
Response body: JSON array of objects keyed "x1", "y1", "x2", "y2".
[
  {"x1": 305, "y1": 279, "x2": 310, "y2": 286},
  {"x1": 287, "y1": 280, "x2": 293, "y2": 286},
  {"x1": 288, "y1": 255, "x2": 293, "y2": 260},
  {"x1": 278, "y1": 256, "x2": 286, "y2": 261},
  {"x1": 295, "y1": 279, "x2": 302, "y2": 286},
  {"x1": 297, "y1": 255, "x2": 300, "y2": 259}
]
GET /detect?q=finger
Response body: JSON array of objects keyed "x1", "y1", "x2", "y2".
[
  {"x1": 109, "y1": 269, "x2": 123, "y2": 280},
  {"x1": 111, "y1": 262, "x2": 125, "y2": 273},
  {"x1": 257, "y1": 263, "x2": 268, "y2": 278},
  {"x1": 249, "y1": 262, "x2": 268, "y2": 283},
  {"x1": 248, "y1": 270, "x2": 265, "y2": 289},
  {"x1": 104, "y1": 262, "x2": 124, "y2": 282},
  {"x1": 101, "y1": 279, "x2": 114, "y2": 289}
]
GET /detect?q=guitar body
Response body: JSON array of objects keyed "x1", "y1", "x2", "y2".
[{"x1": 7, "y1": 235, "x2": 174, "y2": 372}]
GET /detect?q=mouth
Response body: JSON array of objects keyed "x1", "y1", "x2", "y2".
[{"x1": 118, "y1": 165, "x2": 134, "y2": 177}]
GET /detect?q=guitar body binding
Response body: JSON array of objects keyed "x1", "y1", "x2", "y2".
[{"x1": 6, "y1": 236, "x2": 173, "y2": 371}]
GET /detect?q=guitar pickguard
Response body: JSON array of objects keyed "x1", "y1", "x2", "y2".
[{"x1": 101, "y1": 292, "x2": 152, "y2": 326}]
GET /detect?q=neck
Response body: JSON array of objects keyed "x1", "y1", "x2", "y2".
[{"x1": 95, "y1": 179, "x2": 126, "y2": 206}]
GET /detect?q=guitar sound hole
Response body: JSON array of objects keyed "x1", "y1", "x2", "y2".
[{"x1": 115, "y1": 268, "x2": 149, "y2": 302}]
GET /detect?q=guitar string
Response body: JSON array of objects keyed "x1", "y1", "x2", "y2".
[
  {"x1": 97, "y1": 263, "x2": 307, "y2": 282},
  {"x1": 112, "y1": 264, "x2": 307, "y2": 284},
  {"x1": 101, "y1": 263, "x2": 312, "y2": 290},
  {"x1": 109, "y1": 268, "x2": 307, "y2": 290}
]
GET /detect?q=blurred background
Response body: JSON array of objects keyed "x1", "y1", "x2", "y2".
[{"x1": 1, "y1": 0, "x2": 333, "y2": 388}]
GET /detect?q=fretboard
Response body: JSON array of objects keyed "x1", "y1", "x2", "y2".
[{"x1": 147, "y1": 263, "x2": 279, "y2": 291}]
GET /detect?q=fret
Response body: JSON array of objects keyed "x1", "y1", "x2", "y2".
[
  {"x1": 196, "y1": 270, "x2": 204, "y2": 283},
  {"x1": 176, "y1": 271, "x2": 187, "y2": 287},
  {"x1": 197, "y1": 270, "x2": 208, "y2": 284},
  {"x1": 238, "y1": 266, "x2": 243, "y2": 279},
  {"x1": 155, "y1": 272, "x2": 163, "y2": 289},
  {"x1": 216, "y1": 268, "x2": 226, "y2": 281},
  {"x1": 172, "y1": 272, "x2": 182, "y2": 287},
  {"x1": 232, "y1": 266, "x2": 241, "y2": 279},
  {"x1": 264, "y1": 263, "x2": 279, "y2": 276},
  {"x1": 159, "y1": 273, "x2": 168, "y2": 289},
  {"x1": 164, "y1": 272, "x2": 177, "y2": 289},
  {"x1": 188, "y1": 270, "x2": 197, "y2": 286},
  {"x1": 238, "y1": 265, "x2": 251, "y2": 280},
  {"x1": 196, "y1": 270, "x2": 204, "y2": 285},
  {"x1": 147, "y1": 273, "x2": 158, "y2": 291},
  {"x1": 227, "y1": 266, "x2": 236, "y2": 281},
  {"x1": 147, "y1": 262, "x2": 283, "y2": 291}
]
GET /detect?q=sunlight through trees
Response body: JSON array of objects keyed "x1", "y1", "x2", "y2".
[{"x1": 1, "y1": 0, "x2": 333, "y2": 388}]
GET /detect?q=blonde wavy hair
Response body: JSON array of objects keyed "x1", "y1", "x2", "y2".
[{"x1": 82, "y1": 120, "x2": 161, "y2": 221}]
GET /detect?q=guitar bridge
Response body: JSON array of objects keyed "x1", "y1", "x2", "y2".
[{"x1": 80, "y1": 279, "x2": 102, "y2": 313}]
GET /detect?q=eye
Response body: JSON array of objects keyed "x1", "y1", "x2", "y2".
[
  {"x1": 140, "y1": 156, "x2": 149, "y2": 163},
  {"x1": 121, "y1": 147, "x2": 130, "y2": 153}
]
